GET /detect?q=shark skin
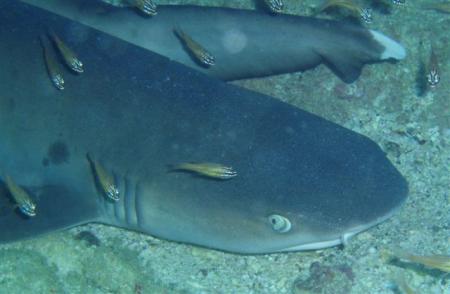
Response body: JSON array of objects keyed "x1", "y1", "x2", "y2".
[
  {"x1": 0, "y1": 1, "x2": 408, "y2": 254},
  {"x1": 21, "y1": 0, "x2": 406, "y2": 83}
]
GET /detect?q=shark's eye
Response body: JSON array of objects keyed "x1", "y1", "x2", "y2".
[{"x1": 268, "y1": 214, "x2": 291, "y2": 233}]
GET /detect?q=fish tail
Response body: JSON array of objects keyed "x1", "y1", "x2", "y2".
[
  {"x1": 390, "y1": 248, "x2": 415, "y2": 262},
  {"x1": 169, "y1": 162, "x2": 190, "y2": 172},
  {"x1": 314, "y1": 29, "x2": 405, "y2": 83},
  {"x1": 86, "y1": 152, "x2": 94, "y2": 165},
  {"x1": 38, "y1": 33, "x2": 51, "y2": 49},
  {"x1": 173, "y1": 26, "x2": 185, "y2": 41},
  {"x1": 0, "y1": 178, "x2": 101, "y2": 243}
]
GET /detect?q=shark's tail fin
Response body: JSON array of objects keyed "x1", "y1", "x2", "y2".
[
  {"x1": 369, "y1": 29, "x2": 406, "y2": 61},
  {"x1": 0, "y1": 182, "x2": 100, "y2": 243},
  {"x1": 316, "y1": 28, "x2": 406, "y2": 83}
]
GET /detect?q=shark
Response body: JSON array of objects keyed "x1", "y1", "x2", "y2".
[
  {"x1": 0, "y1": 1, "x2": 408, "y2": 254},
  {"x1": 21, "y1": 0, "x2": 406, "y2": 83}
]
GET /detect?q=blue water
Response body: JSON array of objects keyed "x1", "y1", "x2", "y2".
[{"x1": 0, "y1": 1, "x2": 448, "y2": 293}]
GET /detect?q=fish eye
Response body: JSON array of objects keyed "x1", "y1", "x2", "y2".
[{"x1": 268, "y1": 214, "x2": 291, "y2": 233}]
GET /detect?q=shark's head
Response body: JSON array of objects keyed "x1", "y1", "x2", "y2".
[{"x1": 106, "y1": 128, "x2": 408, "y2": 254}]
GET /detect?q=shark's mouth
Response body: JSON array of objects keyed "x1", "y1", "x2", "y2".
[{"x1": 277, "y1": 204, "x2": 404, "y2": 252}]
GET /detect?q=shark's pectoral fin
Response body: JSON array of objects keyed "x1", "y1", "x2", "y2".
[
  {"x1": 0, "y1": 183, "x2": 100, "y2": 243},
  {"x1": 316, "y1": 48, "x2": 364, "y2": 83}
]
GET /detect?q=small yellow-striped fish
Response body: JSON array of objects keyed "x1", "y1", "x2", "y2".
[
  {"x1": 40, "y1": 35, "x2": 64, "y2": 90},
  {"x1": 49, "y1": 30, "x2": 84, "y2": 73},
  {"x1": 394, "y1": 249, "x2": 450, "y2": 273},
  {"x1": 174, "y1": 28, "x2": 215, "y2": 67},
  {"x1": 134, "y1": 0, "x2": 157, "y2": 16},
  {"x1": 427, "y1": 46, "x2": 440, "y2": 88},
  {"x1": 87, "y1": 154, "x2": 120, "y2": 201},
  {"x1": 264, "y1": 0, "x2": 284, "y2": 13},
  {"x1": 4, "y1": 175, "x2": 36, "y2": 217},
  {"x1": 172, "y1": 162, "x2": 237, "y2": 180},
  {"x1": 315, "y1": 0, "x2": 372, "y2": 23},
  {"x1": 422, "y1": 2, "x2": 450, "y2": 14},
  {"x1": 102, "y1": 0, "x2": 157, "y2": 16}
]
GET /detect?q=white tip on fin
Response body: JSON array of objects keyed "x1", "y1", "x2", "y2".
[{"x1": 370, "y1": 30, "x2": 406, "y2": 60}]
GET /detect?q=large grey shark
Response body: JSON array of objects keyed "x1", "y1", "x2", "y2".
[
  {"x1": 21, "y1": 0, "x2": 406, "y2": 83},
  {"x1": 0, "y1": 1, "x2": 408, "y2": 254}
]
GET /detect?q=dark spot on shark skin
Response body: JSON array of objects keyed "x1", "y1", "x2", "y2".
[
  {"x1": 47, "y1": 141, "x2": 70, "y2": 165},
  {"x1": 42, "y1": 158, "x2": 49, "y2": 167}
]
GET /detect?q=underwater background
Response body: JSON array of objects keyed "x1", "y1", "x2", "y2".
[{"x1": 0, "y1": 0, "x2": 448, "y2": 293}]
